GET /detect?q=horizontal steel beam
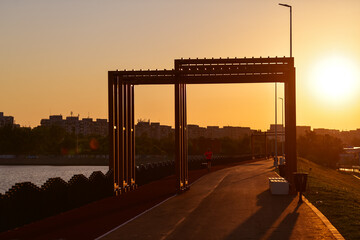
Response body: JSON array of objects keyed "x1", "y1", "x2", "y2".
[
  {"x1": 113, "y1": 74, "x2": 287, "y2": 85},
  {"x1": 178, "y1": 64, "x2": 290, "y2": 74},
  {"x1": 109, "y1": 57, "x2": 294, "y2": 85},
  {"x1": 109, "y1": 75, "x2": 290, "y2": 85},
  {"x1": 176, "y1": 57, "x2": 292, "y2": 65},
  {"x1": 177, "y1": 74, "x2": 288, "y2": 84}
]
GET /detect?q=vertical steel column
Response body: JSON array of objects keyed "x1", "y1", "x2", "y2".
[
  {"x1": 182, "y1": 84, "x2": 188, "y2": 188},
  {"x1": 108, "y1": 72, "x2": 115, "y2": 184},
  {"x1": 175, "y1": 61, "x2": 189, "y2": 193},
  {"x1": 175, "y1": 83, "x2": 181, "y2": 191},
  {"x1": 115, "y1": 78, "x2": 121, "y2": 190},
  {"x1": 123, "y1": 84, "x2": 128, "y2": 189},
  {"x1": 126, "y1": 84, "x2": 136, "y2": 190},
  {"x1": 108, "y1": 72, "x2": 136, "y2": 194},
  {"x1": 130, "y1": 85, "x2": 136, "y2": 189},
  {"x1": 119, "y1": 82, "x2": 125, "y2": 190},
  {"x1": 179, "y1": 84, "x2": 184, "y2": 187},
  {"x1": 285, "y1": 61, "x2": 297, "y2": 184}
]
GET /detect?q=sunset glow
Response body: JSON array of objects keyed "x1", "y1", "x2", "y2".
[
  {"x1": 311, "y1": 55, "x2": 359, "y2": 103},
  {"x1": 1, "y1": 0, "x2": 360, "y2": 130}
]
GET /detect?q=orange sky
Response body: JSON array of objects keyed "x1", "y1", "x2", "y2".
[{"x1": 1, "y1": 0, "x2": 360, "y2": 131}]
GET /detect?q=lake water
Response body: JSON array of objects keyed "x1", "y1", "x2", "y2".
[{"x1": 0, "y1": 165, "x2": 109, "y2": 194}]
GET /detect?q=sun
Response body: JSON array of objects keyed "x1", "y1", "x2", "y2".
[{"x1": 311, "y1": 55, "x2": 358, "y2": 104}]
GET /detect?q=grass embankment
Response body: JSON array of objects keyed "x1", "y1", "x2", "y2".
[{"x1": 298, "y1": 157, "x2": 360, "y2": 240}]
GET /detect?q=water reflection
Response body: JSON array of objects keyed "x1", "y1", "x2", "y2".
[{"x1": 0, "y1": 165, "x2": 108, "y2": 193}]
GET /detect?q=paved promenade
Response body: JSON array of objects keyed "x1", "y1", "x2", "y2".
[{"x1": 100, "y1": 160, "x2": 336, "y2": 240}]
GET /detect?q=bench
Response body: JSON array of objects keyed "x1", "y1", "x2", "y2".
[{"x1": 269, "y1": 177, "x2": 289, "y2": 195}]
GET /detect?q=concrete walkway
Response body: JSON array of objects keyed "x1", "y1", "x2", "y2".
[{"x1": 100, "y1": 159, "x2": 336, "y2": 240}]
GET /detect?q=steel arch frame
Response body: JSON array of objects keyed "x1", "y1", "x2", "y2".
[{"x1": 108, "y1": 57, "x2": 296, "y2": 194}]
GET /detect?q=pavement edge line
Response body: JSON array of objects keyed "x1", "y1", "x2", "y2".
[
  {"x1": 274, "y1": 168, "x2": 344, "y2": 240},
  {"x1": 94, "y1": 171, "x2": 210, "y2": 240},
  {"x1": 94, "y1": 194, "x2": 176, "y2": 240},
  {"x1": 303, "y1": 197, "x2": 345, "y2": 240}
]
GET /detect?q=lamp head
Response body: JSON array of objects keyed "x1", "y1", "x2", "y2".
[{"x1": 279, "y1": 3, "x2": 291, "y2": 8}]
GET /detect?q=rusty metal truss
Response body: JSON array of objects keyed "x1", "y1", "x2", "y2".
[{"x1": 108, "y1": 57, "x2": 297, "y2": 194}]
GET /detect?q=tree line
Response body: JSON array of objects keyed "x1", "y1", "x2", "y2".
[
  {"x1": 135, "y1": 133, "x2": 251, "y2": 156},
  {"x1": 0, "y1": 125, "x2": 108, "y2": 155},
  {"x1": 0, "y1": 126, "x2": 251, "y2": 156},
  {"x1": 0, "y1": 125, "x2": 346, "y2": 168},
  {"x1": 297, "y1": 131, "x2": 343, "y2": 168}
]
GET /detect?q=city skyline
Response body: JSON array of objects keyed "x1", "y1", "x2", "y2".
[
  {"x1": 1, "y1": 1, "x2": 360, "y2": 131},
  {"x1": 5, "y1": 111, "x2": 360, "y2": 134}
]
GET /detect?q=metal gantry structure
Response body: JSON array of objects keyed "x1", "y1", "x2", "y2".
[
  {"x1": 250, "y1": 132, "x2": 286, "y2": 158},
  {"x1": 108, "y1": 57, "x2": 297, "y2": 193}
]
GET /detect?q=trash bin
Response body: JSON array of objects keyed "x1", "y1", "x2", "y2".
[
  {"x1": 293, "y1": 172, "x2": 308, "y2": 203},
  {"x1": 278, "y1": 164, "x2": 286, "y2": 178}
]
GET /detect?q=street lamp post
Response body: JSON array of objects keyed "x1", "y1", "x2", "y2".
[
  {"x1": 279, "y1": 3, "x2": 292, "y2": 58},
  {"x1": 278, "y1": 3, "x2": 292, "y2": 166}
]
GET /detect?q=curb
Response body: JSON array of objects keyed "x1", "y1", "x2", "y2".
[
  {"x1": 273, "y1": 170, "x2": 344, "y2": 240},
  {"x1": 303, "y1": 197, "x2": 345, "y2": 240}
]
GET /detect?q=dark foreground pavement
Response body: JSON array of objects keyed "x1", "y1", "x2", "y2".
[{"x1": 99, "y1": 159, "x2": 336, "y2": 240}]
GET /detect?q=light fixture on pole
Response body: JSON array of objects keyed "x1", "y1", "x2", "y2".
[{"x1": 278, "y1": 3, "x2": 292, "y2": 58}]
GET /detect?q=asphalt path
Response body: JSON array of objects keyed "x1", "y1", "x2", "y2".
[{"x1": 100, "y1": 159, "x2": 335, "y2": 240}]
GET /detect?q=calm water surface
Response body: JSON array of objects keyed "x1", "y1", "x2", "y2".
[{"x1": 0, "y1": 165, "x2": 108, "y2": 194}]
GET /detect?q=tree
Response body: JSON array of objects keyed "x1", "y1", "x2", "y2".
[{"x1": 297, "y1": 131, "x2": 343, "y2": 168}]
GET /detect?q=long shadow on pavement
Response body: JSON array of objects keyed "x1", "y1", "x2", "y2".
[
  {"x1": 225, "y1": 190, "x2": 295, "y2": 240},
  {"x1": 266, "y1": 203, "x2": 300, "y2": 240}
]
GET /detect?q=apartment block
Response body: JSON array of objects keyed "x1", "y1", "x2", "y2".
[
  {"x1": 40, "y1": 115, "x2": 108, "y2": 136},
  {"x1": 0, "y1": 112, "x2": 15, "y2": 127}
]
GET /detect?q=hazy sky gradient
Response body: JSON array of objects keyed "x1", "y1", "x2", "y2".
[{"x1": 1, "y1": 0, "x2": 359, "y2": 130}]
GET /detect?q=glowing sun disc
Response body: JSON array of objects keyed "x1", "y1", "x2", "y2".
[{"x1": 312, "y1": 55, "x2": 358, "y2": 103}]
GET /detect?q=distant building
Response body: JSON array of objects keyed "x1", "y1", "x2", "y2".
[
  {"x1": 65, "y1": 116, "x2": 80, "y2": 134},
  {"x1": 206, "y1": 126, "x2": 221, "y2": 139},
  {"x1": 187, "y1": 124, "x2": 206, "y2": 139},
  {"x1": 40, "y1": 115, "x2": 64, "y2": 128},
  {"x1": 40, "y1": 115, "x2": 108, "y2": 136},
  {"x1": 133, "y1": 121, "x2": 360, "y2": 145},
  {"x1": 135, "y1": 121, "x2": 173, "y2": 139},
  {"x1": 207, "y1": 126, "x2": 251, "y2": 139},
  {"x1": 266, "y1": 124, "x2": 313, "y2": 140},
  {"x1": 0, "y1": 112, "x2": 15, "y2": 127},
  {"x1": 94, "y1": 119, "x2": 108, "y2": 136},
  {"x1": 313, "y1": 128, "x2": 340, "y2": 137},
  {"x1": 266, "y1": 124, "x2": 285, "y2": 140},
  {"x1": 268, "y1": 124, "x2": 285, "y2": 134},
  {"x1": 335, "y1": 129, "x2": 360, "y2": 146},
  {"x1": 136, "y1": 121, "x2": 252, "y2": 140},
  {"x1": 296, "y1": 126, "x2": 311, "y2": 138},
  {"x1": 339, "y1": 147, "x2": 360, "y2": 166}
]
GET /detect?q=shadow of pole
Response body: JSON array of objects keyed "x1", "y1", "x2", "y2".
[
  {"x1": 265, "y1": 203, "x2": 301, "y2": 240},
  {"x1": 225, "y1": 190, "x2": 295, "y2": 239}
]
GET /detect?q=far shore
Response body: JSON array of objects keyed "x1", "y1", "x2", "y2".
[
  {"x1": 0, "y1": 155, "x2": 175, "y2": 166},
  {"x1": 0, "y1": 157, "x2": 109, "y2": 166}
]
